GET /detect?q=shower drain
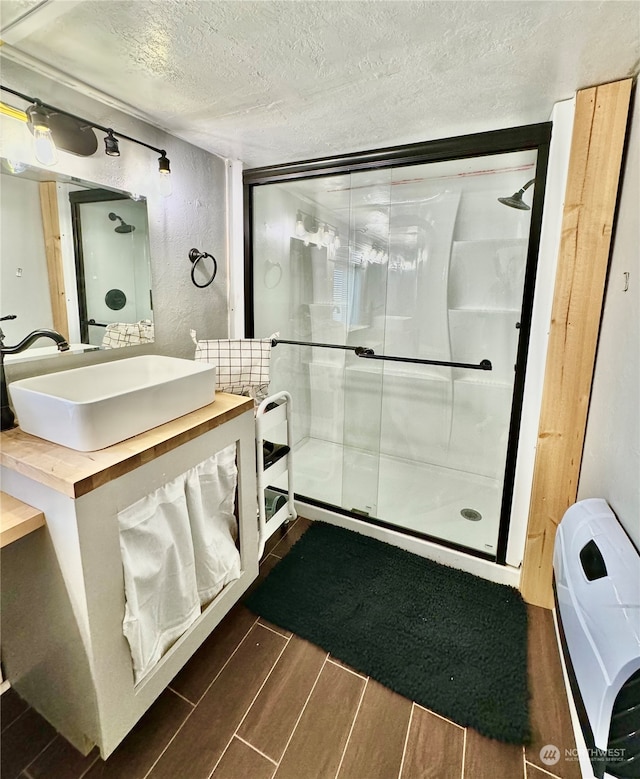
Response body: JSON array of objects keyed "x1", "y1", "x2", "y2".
[{"x1": 460, "y1": 508, "x2": 482, "y2": 522}]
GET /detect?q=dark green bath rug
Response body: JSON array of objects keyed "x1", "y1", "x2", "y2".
[{"x1": 245, "y1": 522, "x2": 530, "y2": 744}]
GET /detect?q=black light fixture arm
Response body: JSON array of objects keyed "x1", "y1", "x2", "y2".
[{"x1": 1, "y1": 84, "x2": 168, "y2": 159}]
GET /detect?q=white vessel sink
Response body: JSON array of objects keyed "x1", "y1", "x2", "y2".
[{"x1": 8, "y1": 355, "x2": 217, "y2": 451}]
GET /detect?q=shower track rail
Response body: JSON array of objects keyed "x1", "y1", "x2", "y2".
[{"x1": 271, "y1": 338, "x2": 492, "y2": 371}]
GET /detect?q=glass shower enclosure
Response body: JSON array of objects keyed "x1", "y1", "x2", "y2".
[{"x1": 245, "y1": 125, "x2": 550, "y2": 563}]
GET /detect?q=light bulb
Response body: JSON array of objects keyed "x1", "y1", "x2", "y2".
[
  {"x1": 157, "y1": 152, "x2": 172, "y2": 197},
  {"x1": 33, "y1": 126, "x2": 58, "y2": 166},
  {"x1": 158, "y1": 170, "x2": 172, "y2": 197},
  {"x1": 26, "y1": 104, "x2": 58, "y2": 166},
  {"x1": 295, "y1": 214, "x2": 306, "y2": 237},
  {"x1": 334, "y1": 234, "x2": 341, "y2": 250}
]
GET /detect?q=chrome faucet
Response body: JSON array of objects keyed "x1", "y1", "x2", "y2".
[{"x1": 0, "y1": 316, "x2": 70, "y2": 431}]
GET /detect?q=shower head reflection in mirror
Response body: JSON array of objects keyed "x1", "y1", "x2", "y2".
[
  {"x1": 0, "y1": 158, "x2": 154, "y2": 361},
  {"x1": 109, "y1": 212, "x2": 136, "y2": 233}
]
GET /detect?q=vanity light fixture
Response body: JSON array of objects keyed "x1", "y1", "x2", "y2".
[
  {"x1": 356, "y1": 242, "x2": 388, "y2": 267},
  {"x1": 0, "y1": 84, "x2": 172, "y2": 188},
  {"x1": 294, "y1": 210, "x2": 341, "y2": 258}
]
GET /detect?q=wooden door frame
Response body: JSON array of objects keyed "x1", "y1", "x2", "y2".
[
  {"x1": 39, "y1": 181, "x2": 69, "y2": 341},
  {"x1": 520, "y1": 78, "x2": 633, "y2": 608}
]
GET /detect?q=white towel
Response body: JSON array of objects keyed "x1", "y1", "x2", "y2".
[
  {"x1": 102, "y1": 320, "x2": 154, "y2": 349},
  {"x1": 191, "y1": 329, "x2": 276, "y2": 402}
]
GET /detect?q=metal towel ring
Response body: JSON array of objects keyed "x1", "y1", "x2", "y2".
[
  {"x1": 264, "y1": 259, "x2": 283, "y2": 289},
  {"x1": 188, "y1": 248, "x2": 218, "y2": 288}
]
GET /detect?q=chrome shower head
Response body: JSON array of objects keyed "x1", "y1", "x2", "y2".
[
  {"x1": 498, "y1": 178, "x2": 535, "y2": 210},
  {"x1": 108, "y1": 211, "x2": 135, "y2": 233}
]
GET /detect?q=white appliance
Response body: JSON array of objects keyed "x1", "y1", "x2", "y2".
[{"x1": 554, "y1": 498, "x2": 640, "y2": 778}]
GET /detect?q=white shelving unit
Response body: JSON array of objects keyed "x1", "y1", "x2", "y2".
[{"x1": 256, "y1": 391, "x2": 297, "y2": 557}]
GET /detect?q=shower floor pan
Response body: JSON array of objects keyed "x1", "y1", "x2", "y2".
[{"x1": 272, "y1": 438, "x2": 501, "y2": 556}]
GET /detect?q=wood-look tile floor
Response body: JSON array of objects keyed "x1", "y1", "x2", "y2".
[{"x1": 1, "y1": 517, "x2": 583, "y2": 779}]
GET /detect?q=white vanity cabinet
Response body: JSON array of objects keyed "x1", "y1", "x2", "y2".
[{"x1": 0, "y1": 393, "x2": 258, "y2": 758}]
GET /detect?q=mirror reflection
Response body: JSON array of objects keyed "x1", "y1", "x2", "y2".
[{"x1": 0, "y1": 159, "x2": 153, "y2": 362}]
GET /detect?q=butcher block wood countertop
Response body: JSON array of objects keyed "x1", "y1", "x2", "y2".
[
  {"x1": 0, "y1": 392, "x2": 253, "y2": 499},
  {"x1": 0, "y1": 491, "x2": 46, "y2": 547}
]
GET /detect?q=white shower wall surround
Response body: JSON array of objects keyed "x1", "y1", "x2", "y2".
[
  {"x1": 296, "y1": 200, "x2": 527, "y2": 483},
  {"x1": 118, "y1": 444, "x2": 240, "y2": 684}
]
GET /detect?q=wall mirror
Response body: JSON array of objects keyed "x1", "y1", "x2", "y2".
[{"x1": 0, "y1": 158, "x2": 153, "y2": 363}]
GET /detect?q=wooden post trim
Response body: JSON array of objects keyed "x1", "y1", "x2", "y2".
[
  {"x1": 39, "y1": 181, "x2": 69, "y2": 341},
  {"x1": 520, "y1": 79, "x2": 632, "y2": 608}
]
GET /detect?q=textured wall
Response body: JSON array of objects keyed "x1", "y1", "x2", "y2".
[
  {"x1": 1, "y1": 59, "x2": 228, "y2": 382},
  {"x1": 578, "y1": 95, "x2": 639, "y2": 548}
]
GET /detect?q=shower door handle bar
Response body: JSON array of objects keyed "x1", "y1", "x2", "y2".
[
  {"x1": 271, "y1": 338, "x2": 491, "y2": 370},
  {"x1": 271, "y1": 338, "x2": 362, "y2": 352},
  {"x1": 355, "y1": 352, "x2": 493, "y2": 371}
]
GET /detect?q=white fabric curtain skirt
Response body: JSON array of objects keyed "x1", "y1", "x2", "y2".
[
  {"x1": 185, "y1": 444, "x2": 241, "y2": 607},
  {"x1": 118, "y1": 445, "x2": 240, "y2": 685}
]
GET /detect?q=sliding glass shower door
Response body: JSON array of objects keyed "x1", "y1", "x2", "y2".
[
  {"x1": 247, "y1": 126, "x2": 549, "y2": 562},
  {"x1": 339, "y1": 169, "x2": 391, "y2": 520}
]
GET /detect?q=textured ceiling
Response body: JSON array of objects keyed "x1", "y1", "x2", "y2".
[
  {"x1": 0, "y1": 0, "x2": 42, "y2": 29},
  {"x1": 1, "y1": 0, "x2": 638, "y2": 167}
]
